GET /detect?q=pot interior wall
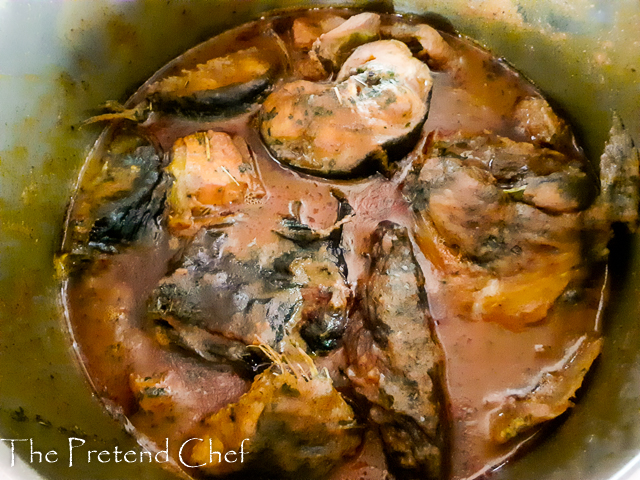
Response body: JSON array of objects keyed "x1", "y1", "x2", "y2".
[{"x1": 0, "y1": 1, "x2": 638, "y2": 479}]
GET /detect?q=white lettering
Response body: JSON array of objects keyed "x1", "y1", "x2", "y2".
[
  {"x1": 30, "y1": 439, "x2": 42, "y2": 463},
  {"x1": 124, "y1": 450, "x2": 137, "y2": 463},
  {"x1": 240, "y1": 439, "x2": 249, "y2": 463},
  {"x1": 114, "y1": 445, "x2": 122, "y2": 463},
  {"x1": 45, "y1": 450, "x2": 58, "y2": 463},
  {"x1": 155, "y1": 438, "x2": 169, "y2": 463},
  {"x1": 224, "y1": 450, "x2": 237, "y2": 463},
  {"x1": 0, "y1": 439, "x2": 28, "y2": 467},
  {"x1": 209, "y1": 439, "x2": 221, "y2": 465},
  {"x1": 97, "y1": 450, "x2": 110, "y2": 463},
  {"x1": 179, "y1": 438, "x2": 205, "y2": 468},
  {"x1": 68, "y1": 438, "x2": 85, "y2": 467}
]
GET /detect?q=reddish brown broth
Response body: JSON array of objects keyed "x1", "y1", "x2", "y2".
[{"x1": 63, "y1": 9, "x2": 602, "y2": 480}]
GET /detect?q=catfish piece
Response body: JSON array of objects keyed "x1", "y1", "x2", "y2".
[
  {"x1": 381, "y1": 22, "x2": 455, "y2": 69},
  {"x1": 148, "y1": 200, "x2": 353, "y2": 369},
  {"x1": 276, "y1": 192, "x2": 354, "y2": 351},
  {"x1": 587, "y1": 114, "x2": 640, "y2": 231},
  {"x1": 165, "y1": 130, "x2": 265, "y2": 236},
  {"x1": 403, "y1": 131, "x2": 598, "y2": 330},
  {"x1": 147, "y1": 46, "x2": 281, "y2": 116},
  {"x1": 291, "y1": 14, "x2": 347, "y2": 81},
  {"x1": 64, "y1": 130, "x2": 168, "y2": 257},
  {"x1": 600, "y1": 114, "x2": 640, "y2": 229},
  {"x1": 405, "y1": 117, "x2": 639, "y2": 331},
  {"x1": 148, "y1": 229, "x2": 304, "y2": 359},
  {"x1": 582, "y1": 114, "x2": 640, "y2": 263},
  {"x1": 260, "y1": 40, "x2": 432, "y2": 178},
  {"x1": 292, "y1": 14, "x2": 346, "y2": 50},
  {"x1": 347, "y1": 221, "x2": 447, "y2": 480},
  {"x1": 187, "y1": 348, "x2": 361, "y2": 479},
  {"x1": 312, "y1": 12, "x2": 381, "y2": 70},
  {"x1": 486, "y1": 335, "x2": 603, "y2": 443}
]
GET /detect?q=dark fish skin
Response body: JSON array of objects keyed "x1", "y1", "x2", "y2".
[
  {"x1": 582, "y1": 114, "x2": 640, "y2": 262},
  {"x1": 145, "y1": 42, "x2": 285, "y2": 118},
  {"x1": 148, "y1": 203, "x2": 353, "y2": 371},
  {"x1": 599, "y1": 113, "x2": 640, "y2": 230},
  {"x1": 148, "y1": 230, "x2": 307, "y2": 357},
  {"x1": 347, "y1": 221, "x2": 448, "y2": 480},
  {"x1": 586, "y1": 114, "x2": 640, "y2": 231},
  {"x1": 149, "y1": 76, "x2": 273, "y2": 117},
  {"x1": 88, "y1": 144, "x2": 168, "y2": 252},
  {"x1": 65, "y1": 131, "x2": 169, "y2": 260}
]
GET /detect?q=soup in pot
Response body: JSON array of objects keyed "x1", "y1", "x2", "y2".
[{"x1": 58, "y1": 8, "x2": 640, "y2": 480}]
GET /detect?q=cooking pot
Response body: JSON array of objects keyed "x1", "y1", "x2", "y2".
[{"x1": 1, "y1": 1, "x2": 639, "y2": 479}]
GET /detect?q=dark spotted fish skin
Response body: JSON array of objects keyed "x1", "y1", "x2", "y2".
[{"x1": 347, "y1": 221, "x2": 447, "y2": 480}]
